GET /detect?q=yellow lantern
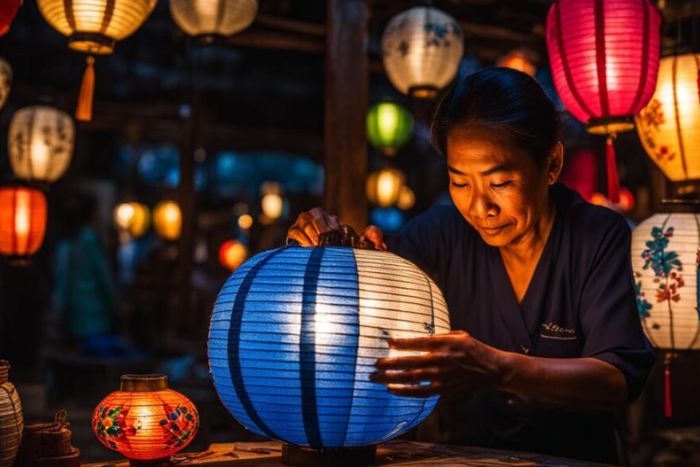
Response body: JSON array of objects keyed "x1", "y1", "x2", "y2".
[
  {"x1": 113, "y1": 202, "x2": 150, "y2": 238},
  {"x1": 170, "y1": 0, "x2": 257, "y2": 38},
  {"x1": 237, "y1": 213, "x2": 253, "y2": 230},
  {"x1": 218, "y1": 239, "x2": 247, "y2": 271},
  {"x1": 153, "y1": 200, "x2": 182, "y2": 241},
  {"x1": 261, "y1": 192, "x2": 284, "y2": 220},
  {"x1": 37, "y1": 0, "x2": 157, "y2": 121},
  {"x1": 397, "y1": 185, "x2": 415, "y2": 210},
  {"x1": 367, "y1": 168, "x2": 405, "y2": 208},
  {"x1": 635, "y1": 54, "x2": 700, "y2": 182},
  {"x1": 0, "y1": 58, "x2": 11, "y2": 110},
  {"x1": 9, "y1": 106, "x2": 75, "y2": 183}
]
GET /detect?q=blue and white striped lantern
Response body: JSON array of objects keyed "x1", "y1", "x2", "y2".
[{"x1": 208, "y1": 245, "x2": 450, "y2": 448}]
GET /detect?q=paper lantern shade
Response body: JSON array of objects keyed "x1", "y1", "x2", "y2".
[
  {"x1": 114, "y1": 202, "x2": 150, "y2": 238},
  {"x1": 92, "y1": 374, "x2": 198, "y2": 462},
  {"x1": 153, "y1": 200, "x2": 182, "y2": 241},
  {"x1": 0, "y1": 0, "x2": 20, "y2": 36},
  {"x1": 0, "y1": 59, "x2": 11, "y2": 110},
  {"x1": 9, "y1": 106, "x2": 75, "y2": 183},
  {"x1": 367, "y1": 102, "x2": 414, "y2": 156},
  {"x1": 632, "y1": 214, "x2": 700, "y2": 350},
  {"x1": 0, "y1": 186, "x2": 47, "y2": 258},
  {"x1": 635, "y1": 54, "x2": 700, "y2": 182},
  {"x1": 546, "y1": 0, "x2": 661, "y2": 134},
  {"x1": 219, "y1": 239, "x2": 248, "y2": 271},
  {"x1": 209, "y1": 246, "x2": 450, "y2": 451},
  {"x1": 170, "y1": 0, "x2": 257, "y2": 38},
  {"x1": 0, "y1": 361, "x2": 23, "y2": 467},
  {"x1": 381, "y1": 7, "x2": 463, "y2": 98},
  {"x1": 37, "y1": 0, "x2": 157, "y2": 54},
  {"x1": 367, "y1": 168, "x2": 405, "y2": 208}
]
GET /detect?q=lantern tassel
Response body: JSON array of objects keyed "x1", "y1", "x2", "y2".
[
  {"x1": 75, "y1": 56, "x2": 95, "y2": 122},
  {"x1": 664, "y1": 355, "x2": 673, "y2": 418},
  {"x1": 605, "y1": 134, "x2": 620, "y2": 204}
]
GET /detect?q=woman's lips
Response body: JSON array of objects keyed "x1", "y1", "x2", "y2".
[{"x1": 480, "y1": 225, "x2": 508, "y2": 235}]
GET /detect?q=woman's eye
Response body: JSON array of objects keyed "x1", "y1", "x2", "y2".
[
  {"x1": 451, "y1": 181, "x2": 469, "y2": 189},
  {"x1": 491, "y1": 181, "x2": 512, "y2": 189}
]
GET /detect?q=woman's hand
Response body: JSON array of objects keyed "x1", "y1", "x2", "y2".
[
  {"x1": 370, "y1": 330, "x2": 508, "y2": 398},
  {"x1": 287, "y1": 207, "x2": 387, "y2": 250}
]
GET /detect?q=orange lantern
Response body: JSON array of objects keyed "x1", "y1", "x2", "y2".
[
  {"x1": 218, "y1": 239, "x2": 247, "y2": 271},
  {"x1": 92, "y1": 374, "x2": 198, "y2": 463},
  {"x1": 0, "y1": 185, "x2": 47, "y2": 259}
]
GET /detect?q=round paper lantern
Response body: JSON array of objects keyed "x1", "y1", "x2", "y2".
[
  {"x1": 0, "y1": 361, "x2": 23, "y2": 467},
  {"x1": 218, "y1": 239, "x2": 247, "y2": 271},
  {"x1": 497, "y1": 49, "x2": 536, "y2": 77},
  {"x1": 0, "y1": 0, "x2": 20, "y2": 37},
  {"x1": 0, "y1": 186, "x2": 47, "y2": 259},
  {"x1": 367, "y1": 168, "x2": 405, "y2": 208},
  {"x1": 170, "y1": 0, "x2": 257, "y2": 38},
  {"x1": 9, "y1": 106, "x2": 75, "y2": 183},
  {"x1": 381, "y1": 6, "x2": 463, "y2": 98},
  {"x1": 546, "y1": 0, "x2": 661, "y2": 202},
  {"x1": 367, "y1": 102, "x2": 414, "y2": 156},
  {"x1": 0, "y1": 59, "x2": 12, "y2": 110},
  {"x1": 261, "y1": 192, "x2": 284, "y2": 221},
  {"x1": 208, "y1": 245, "x2": 450, "y2": 454},
  {"x1": 92, "y1": 374, "x2": 198, "y2": 462},
  {"x1": 396, "y1": 185, "x2": 415, "y2": 211},
  {"x1": 635, "y1": 54, "x2": 700, "y2": 182},
  {"x1": 153, "y1": 200, "x2": 182, "y2": 241},
  {"x1": 238, "y1": 214, "x2": 253, "y2": 230},
  {"x1": 113, "y1": 202, "x2": 150, "y2": 238}
]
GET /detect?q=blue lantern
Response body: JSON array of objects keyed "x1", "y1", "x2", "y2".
[{"x1": 209, "y1": 245, "x2": 450, "y2": 452}]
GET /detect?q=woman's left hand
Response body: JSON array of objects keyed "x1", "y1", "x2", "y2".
[{"x1": 370, "y1": 330, "x2": 509, "y2": 398}]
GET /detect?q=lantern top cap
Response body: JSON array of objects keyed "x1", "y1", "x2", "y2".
[
  {"x1": 120, "y1": 374, "x2": 168, "y2": 392},
  {"x1": 0, "y1": 360, "x2": 8, "y2": 384}
]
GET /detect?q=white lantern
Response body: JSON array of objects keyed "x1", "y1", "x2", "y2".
[
  {"x1": 381, "y1": 6, "x2": 463, "y2": 98},
  {"x1": 631, "y1": 213, "x2": 700, "y2": 350},
  {"x1": 0, "y1": 58, "x2": 11, "y2": 110},
  {"x1": 8, "y1": 106, "x2": 75, "y2": 183},
  {"x1": 170, "y1": 0, "x2": 257, "y2": 37}
]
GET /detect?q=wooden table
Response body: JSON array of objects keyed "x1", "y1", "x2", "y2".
[{"x1": 83, "y1": 440, "x2": 611, "y2": 466}]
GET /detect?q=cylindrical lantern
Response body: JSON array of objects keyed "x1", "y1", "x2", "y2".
[
  {"x1": 114, "y1": 202, "x2": 150, "y2": 238},
  {"x1": 9, "y1": 106, "x2": 75, "y2": 183},
  {"x1": 218, "y1": 239, "x2": 247, "y2": 271},
  {"x1": 635, "y1": 54, "x2": 700, "y2": 182},
  {"x1": 153, "y1": 200, "x2": 181, "y2": 241},
  {"x1": 208, "y1": 245, "x2": 450, "y2": 454},
  {"x1": 367, "y1": 102, "x2": 414, "y2": 156},
  {"x1": 0, "y1": 59, "x2": 12, "y2": 110},
  {"x1": 546, "y1": 0, "x2": 661, "y2": 202},
  {"x1": 0, "y1": 0, "x2": 20, "y2": 36},
  {"x1": 381, "y1": 7, "x2": 463, "y2": 98},
  {"x1": 367, "y1": 168, "x2": 405, "y2": 208},
  {"x1": 92, "y1": 374, "x2": 198, "y2": 463},
  {"x1": 0, "y1": 361, "x2": 23, "y2": 467},
  {"x1": 497, "y1": 49, "x2": 536, "y2": 77},
  {"x1": 170, "y1": 0, "x2": 257, "y2": 38},
  {"x1": 0, "y1": 186, "x2": 47, "y2": 259}
]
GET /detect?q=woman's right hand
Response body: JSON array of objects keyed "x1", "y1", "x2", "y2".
[{"x1": 287, "y1": 207, "x2": 387, "y2": 250}]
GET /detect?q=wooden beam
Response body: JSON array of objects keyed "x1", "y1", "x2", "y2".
[
  {"x1": 324, "y1": 0, "x2": 369, "y2": 231},
  {"x1": 226, "y1": 30, "x2": 324, "y2": 53},
  {"x1": 255, "y1": 14, "x2": 326, "y2": 37}
]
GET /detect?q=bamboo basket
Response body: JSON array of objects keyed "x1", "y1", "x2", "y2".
[{"x1": 0, "y1": 360, "x2": 23, "y2": 467}]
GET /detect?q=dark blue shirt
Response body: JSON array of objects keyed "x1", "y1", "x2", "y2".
[{"x1": 389, "y1": 183, "x2": 654, "y2": 463}]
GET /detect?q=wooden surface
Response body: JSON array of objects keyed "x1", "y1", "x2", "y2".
[{"x1": 83, "y1": 440, "x2": 611, "y2": 466}]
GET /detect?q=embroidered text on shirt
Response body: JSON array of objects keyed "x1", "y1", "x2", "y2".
[{"x1": 540, "y1": 322, "x2": 577, "y2": 340}]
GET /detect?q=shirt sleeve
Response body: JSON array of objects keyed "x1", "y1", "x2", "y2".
[{"x1": 579, "y1": 216, "x2": 655, "y2": 401}]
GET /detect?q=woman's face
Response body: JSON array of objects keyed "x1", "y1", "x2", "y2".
[{"x1": 447, "y1": 126, "x2": 560, "y2": 248}]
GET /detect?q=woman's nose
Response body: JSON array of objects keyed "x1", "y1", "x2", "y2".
[{"x1": 469, "y1": 190, "x2": 497, "y2": 219}]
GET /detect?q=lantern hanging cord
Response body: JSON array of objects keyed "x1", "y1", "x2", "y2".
[{"x1": 605, "y1": 133, "x2": 620, "y2": 204}]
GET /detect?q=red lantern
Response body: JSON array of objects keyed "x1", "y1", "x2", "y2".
[
  {"x1": 92, "y1": 374, "x2": 198, "y2": 464},
  {"x1": 0, "y1": 185, "x2": 47, "y2": 258},
  {"x1": 547, "y1": 0, "x2": 661, "y2": 202},
  {"x1": 0, "y1": 0, "x2": 20, "y2": 37}
]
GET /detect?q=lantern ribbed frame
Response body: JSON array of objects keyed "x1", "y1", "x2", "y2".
[
  {"x1": 0, "y1": 59, "x2": 11, "y2": 110},
  {"x1": 92, "y1": 374, "x2": 198, "y2": 462},
  {"x1": 367, "y1": 168, "x2": 405, "y2": 208},
  {"x1": 9, "y1": 106, "x2": 75, "y2": 183},
  {"x1": 37, "y1": 0, "x2": 157, "y2": 54},
  {"x1": 367, "y1": 102, "x2": 414, "y2": 156},
  {"x1": 0, "y1": 360, "x2": 23, "y2": 467},
  {"x1": 209, "y1": 246, "x2": 450, "y2": 448},
  {"x1": 153, "y1": 200, "x2": 181, "y2": 241},
  {"x1": 0, "y1": 186, "x2": 47, "y2": 258},
  {"x1": 546, "y1": 0, "x2": 661, "y2": 134},
  {"x1": 631, "y1": 213, "x2": 700, "y2": 350},
  {"x1": 381, "y1": 6, "x2": 463, "y2": 98},
  {"x1": 170, "y1": 0, "x2": 257, "y2": 38},
  {"x1": 635, "y1": 54, "x2": 700, "y2": 182}
]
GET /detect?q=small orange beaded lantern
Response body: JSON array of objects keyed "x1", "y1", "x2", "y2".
[
  {"x1": 0, "y1": 185, "x2": 47, "y2": 261},
  {"x1": 92, "y1": 374, "x2": 198, "y2": 465}
]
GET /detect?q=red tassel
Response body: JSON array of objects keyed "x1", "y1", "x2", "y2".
[
  {"x1": 664, "y1": 360, "x2": 672, "y2": 418},
  {"x1": 75, "y1": 56, "x2": 95, "y2": 122},
  {"x1": 605, "y1": 134, "x2": 620, "y2": 204}
]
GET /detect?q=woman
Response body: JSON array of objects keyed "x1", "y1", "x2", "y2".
[{"x1": 287, "y1": 68, "x2": 653, "y2": 463}]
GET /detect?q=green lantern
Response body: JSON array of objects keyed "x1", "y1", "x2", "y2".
[{"x1": 367, "y1": 102, "x2": 414, "y2": 156}]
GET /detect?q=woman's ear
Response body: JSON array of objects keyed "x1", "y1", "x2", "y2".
[{"x1": 547, "y1": 142, "x2": 564, "y2": 185}]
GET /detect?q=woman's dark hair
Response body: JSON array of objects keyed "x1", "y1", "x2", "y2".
[{"x1": 431, "y1": 67, "x2": 560, "y2": 167}]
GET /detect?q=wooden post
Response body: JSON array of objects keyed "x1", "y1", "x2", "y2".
[{"x1": 324, "y1": 0, "x2": 368, "y2": 231}]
